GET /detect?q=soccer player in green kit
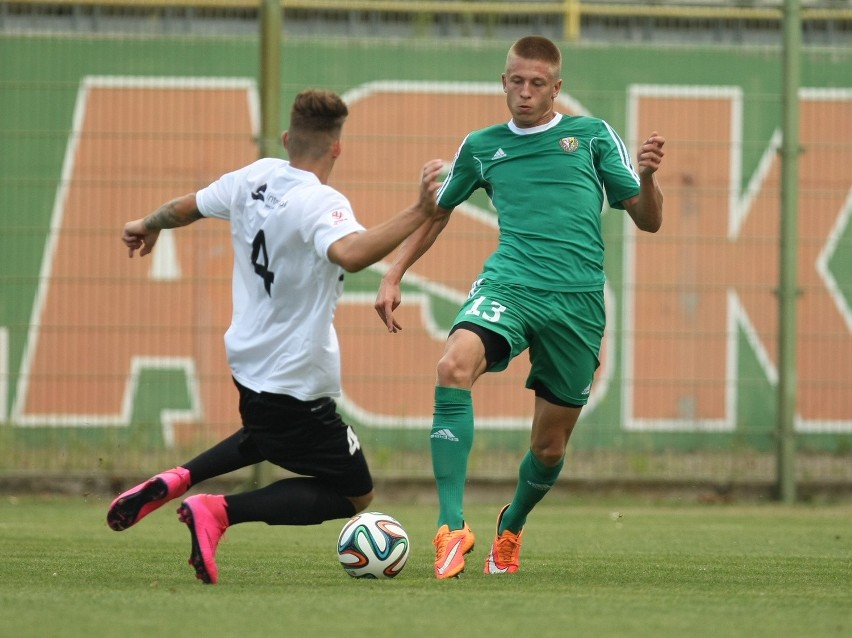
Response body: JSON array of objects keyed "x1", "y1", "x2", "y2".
[{"x1": 375, "y1": 35, "x2": 665, "y2": 579}]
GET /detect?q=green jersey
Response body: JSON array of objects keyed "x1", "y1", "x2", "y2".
[{"x1": 437, "y1": 113, "x2": 640, "y2": 291}]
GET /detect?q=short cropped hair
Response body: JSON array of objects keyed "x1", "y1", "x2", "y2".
[
  {"x1": 507, "y1": 36, "x2": 562, "y2": 79},
  {"x1": 287, "y1": 88, "x2": 349, "y2": 160}
]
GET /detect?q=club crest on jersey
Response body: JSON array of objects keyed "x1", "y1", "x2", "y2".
[
  {"x1": 331, "y1": 209, "x2": 348, "y2": 226},
  {"x1": 559, "y1": 137, "x2": 579, "y2": 153}
]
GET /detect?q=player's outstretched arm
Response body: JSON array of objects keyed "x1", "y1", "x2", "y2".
[
  {"x1": 122, "y1": 193, "x2": 203, "y2": 257},
  {"x1": 624, "y1": 131, "x2": 665, "y2": 233},
  {"x1": 328, "y1": 159, "x2": 443, "y2": 273},
  {"x1": 373, "y1": 206, "x2": 452, "y2": 333}
]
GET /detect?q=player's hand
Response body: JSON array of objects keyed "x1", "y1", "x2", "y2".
[
  {"x1": 374, "y1": 278, "x2": 403, "y2": 333},
  {"x1": 418, "y1": 159, "x2": 444, "y2": 217},
  {"x1": 636, "y1": 132, "x2": 665, "y2": 176},
  {"x1": 122, "y1": 218, "x2": 159, "y2": 257}
]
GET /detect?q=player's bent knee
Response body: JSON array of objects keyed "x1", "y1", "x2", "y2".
[
  {"x1": 348, "y1": 490, "x2": 374, "y2": 513},
  {"x1": 530, "y1": 445, "x2": 565, "y2": 467},
  {"x1": 435, "y1": 354, "x2": 478, "y2": 387}
]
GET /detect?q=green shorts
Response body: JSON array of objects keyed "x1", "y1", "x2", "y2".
[{"x1": 452, "y1": 278, "x2": 605, "y2": 406}]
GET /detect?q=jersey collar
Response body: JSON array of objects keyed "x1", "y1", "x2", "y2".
[{"x1": 507, "y1": 112, "x2": 563, "y2": 135}]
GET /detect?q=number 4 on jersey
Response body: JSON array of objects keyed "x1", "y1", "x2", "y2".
[{"x1": 251, "y1": 230, "x2": 275, "y2": 295}]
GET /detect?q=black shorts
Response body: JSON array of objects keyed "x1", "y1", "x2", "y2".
[{"x1": 234, "y1": 380, "x2": 373, "y2": 497}]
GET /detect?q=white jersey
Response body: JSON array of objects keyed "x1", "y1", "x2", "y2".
[{"x1": 196, "y1": 157, "x2": 364, "y2": 400}]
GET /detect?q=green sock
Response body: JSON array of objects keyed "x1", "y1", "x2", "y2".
[
  {"x1": 430, "y1": 385, "x2": 474, "y2": 530},
  {"x1": 500, "y1": 450, "x2": 564, "y2": 534}
]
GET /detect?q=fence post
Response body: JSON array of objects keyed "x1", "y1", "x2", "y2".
[
  {"x1": 777, "y1": 0, "x2": 800, "y2": 504},
  {"x1": 252, "y1": 0, "x2": 282, "y2": 489},
  {"x1": 563, "y1": 0, "x2": 581, "y2": 41},
  {"x1": 259, "y1": 0, "x2": 281, "y2": 159}
]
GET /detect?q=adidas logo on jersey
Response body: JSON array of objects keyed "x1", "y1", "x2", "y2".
[
  {"x1": 491, "y1": 148, "x2": 507, "y2": 160},
  {"x1": 430, "y1": 428, "x2": 459, "y2": 442},
  {"x1": 581, "y1": 383, "x2": 592, "y2": 396}
]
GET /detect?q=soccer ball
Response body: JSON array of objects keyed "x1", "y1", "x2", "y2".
[{"x1": 337, "y1": 511, "x2": 410, "y2": 579}]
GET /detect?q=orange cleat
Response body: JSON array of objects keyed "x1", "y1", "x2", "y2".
[
  {"x1": 483, "y1": 505, "x2": 523, "y2": 574},
  {"x1": 433, "y1": 522, "x2": 476, "y2": 579}
]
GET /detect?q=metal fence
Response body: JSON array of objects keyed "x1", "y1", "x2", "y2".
[
  {"x1": 1, "y1": 3, "x2": 850, "y2": 496},
  {"x1": 3, "y1": 0, "x2": 852, "y2": 44}
]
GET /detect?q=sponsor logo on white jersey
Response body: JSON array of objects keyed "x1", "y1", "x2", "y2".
[
  {"x1": 250, "y1": 183, "x2": 267, "y2": 201},
  {"x1": 330, "y1": 209, "x2": 349, "y2": 226}
]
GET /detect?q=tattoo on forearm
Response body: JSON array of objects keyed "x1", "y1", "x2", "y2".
[
  {"x1": 143, "y1": 199, "x2": 201, "y2": 231},
  {"x1": 144, "y1": 202, "x2": 179, "y2": 231}
]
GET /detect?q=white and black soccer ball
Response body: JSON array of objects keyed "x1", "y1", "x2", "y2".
[{"x1": 337, "y1": 511, "x2": 410, "y2": 579}]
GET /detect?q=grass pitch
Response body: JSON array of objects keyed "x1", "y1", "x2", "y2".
[{"x1": 0, "y1": 495, "x2": 849, "y2": 638}]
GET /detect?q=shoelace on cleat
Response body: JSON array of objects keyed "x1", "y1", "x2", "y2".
[{"x1": 494, "y1": 531, "x2": 521, "y2": 564}]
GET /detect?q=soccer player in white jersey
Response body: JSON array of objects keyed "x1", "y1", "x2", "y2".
[
  {"x1": 107, "y1": 89, "x2": 443, "y2": 584},
  {"x1": 374, "y1": 36, "x2": 666, "y2": 578}
]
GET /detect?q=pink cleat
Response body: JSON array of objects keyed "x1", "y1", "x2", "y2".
[
  {"x1": 177, "y1": 494, "x2": 229, "y2": 585},
  {"x1": 107, "y1": 467, "x2": 191, "y2": 531}
]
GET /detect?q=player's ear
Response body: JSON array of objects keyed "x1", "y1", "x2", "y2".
[
  {"x1": 331, "y1": 139, "x2": 342, "y2": 160},
  {"x1": 552, "y1": 79, "x2": 562, "y2": 99},
  {"x1": 281, "y1": 130, "x2": 289, "y2": 149}
]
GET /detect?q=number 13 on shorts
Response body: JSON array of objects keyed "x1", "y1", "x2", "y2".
[{"x1": 465, "y1": 296, "x2": 507, "y2": 323}]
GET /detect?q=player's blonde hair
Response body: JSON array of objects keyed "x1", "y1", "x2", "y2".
[
  {"x1": 286, "y1": 88, "x2": 348, "y2": 160},
  {"x1": 507, "y1": 35, "x2": 562, "y2": 80}
]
